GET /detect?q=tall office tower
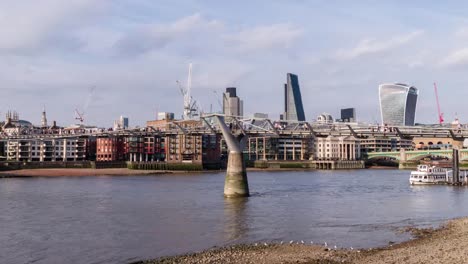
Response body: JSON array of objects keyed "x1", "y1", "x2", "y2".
[
  {"x1": 379, "y1": 83, "x2": 418, "y2": 126},
  {"x1": 113, "y1": 115, "x2": 129, "y2": 130},
  {"x1": 283, "y1": 73, "x2": 306, "y2": 122},
  {"x1": 120, "y1": 116, "x2": 129, "y2": 129},
  {"x1": 341, "y1": 108, "x2": 356, "y2": 122},
  {"x1": 223, "y1": 87, "x2": 243, "y2": 119}
]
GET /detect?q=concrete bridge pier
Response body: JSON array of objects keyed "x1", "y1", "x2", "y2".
[{"x1": 215, "y1": 116, "x2": 249, "y2": 198}]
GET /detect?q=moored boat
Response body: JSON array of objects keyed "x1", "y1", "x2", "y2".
[{"x1": 409, "y1": 165, "x2": 452, "y2": 185}]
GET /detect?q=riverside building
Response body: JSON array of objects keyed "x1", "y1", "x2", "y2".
[
  {"x1": 4, "y1": 137, "x2": 89, "y2": 162},
  {"x1": 315, "y1": 136, "x2": 361, "y2": 160}
]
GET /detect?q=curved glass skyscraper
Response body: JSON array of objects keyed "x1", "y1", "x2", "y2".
[{"x1": 379, "y1": 83, "x2": 418, "y2": 126}]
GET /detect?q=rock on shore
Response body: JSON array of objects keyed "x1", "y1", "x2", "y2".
[{"x1": 134, "y1": 218, "x2": 468, "y2": 264}]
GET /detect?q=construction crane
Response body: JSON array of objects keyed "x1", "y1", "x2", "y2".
[
  {"x1": 74, "y1": 109, "x2": 84, "y2": 123},
  {"x1": 213, "y1": 90, "x2": 223, "y2": 112},
  {"x1": 176, "y1": 63, "x2": 199, "y2": 120},
  {"x1": 74, "y1": 86, "x2": 95, "y2": 124},
  {"x1": 434, "y1": 82, "x2": 444, "y2": 125}
]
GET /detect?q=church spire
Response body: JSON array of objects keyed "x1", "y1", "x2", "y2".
[{"x1": 41, "y1": 106, "x2": 48, "y2": 127}]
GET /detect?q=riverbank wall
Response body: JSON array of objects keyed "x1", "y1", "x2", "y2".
[
  {"x1": 0, "y1": 161, "x2": 93, "y2": 171},
  {"x1": 311, "y1": 160, "x2": 365, "y2": 169},
  {"x1": 127, "y1": 162, "x2": 204, "y2": 171},
  {"x1": 250, "y1": 160, "x2": 365, "y2": 170}
]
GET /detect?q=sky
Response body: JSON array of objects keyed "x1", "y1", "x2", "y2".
[{"x1": 2, "y1": 0, "x2": 468, "y2": 127}]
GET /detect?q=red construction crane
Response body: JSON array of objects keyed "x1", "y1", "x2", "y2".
[{"x1": 433, "y1": 82, "x2": 444, "y2": 125}]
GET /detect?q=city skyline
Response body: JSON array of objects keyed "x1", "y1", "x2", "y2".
[{"x1": 2, "y1": 1, "x2": 468, "y2": 126}]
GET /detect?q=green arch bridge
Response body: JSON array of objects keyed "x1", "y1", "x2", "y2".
[{"x1": 366, "y1": 149, "x2": 468, "y2": 162}]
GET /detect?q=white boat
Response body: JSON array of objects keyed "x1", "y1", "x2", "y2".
[{"x1": 409, "y1": 165, "x2": 452, "y2": 185}]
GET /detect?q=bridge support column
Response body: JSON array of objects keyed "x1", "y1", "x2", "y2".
[
  {"x1": 215, "y1": 116, "x2": 249, "y2": 198},
  {"x1": 399, "y1": 149, "x2": 406, "y2": 162}
]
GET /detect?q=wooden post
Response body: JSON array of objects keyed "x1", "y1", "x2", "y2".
[{"x1": 453, "y1": 148, "x2": 460, "y2": 184}]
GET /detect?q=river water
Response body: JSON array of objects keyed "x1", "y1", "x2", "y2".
[{"x1": 2, "y1": 169, "x2": 468, "y2": 264}]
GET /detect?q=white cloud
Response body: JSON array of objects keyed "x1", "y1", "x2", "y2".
[
  {"x1": 113, "y1": 13, "x2": 223, "y2": 55},
  {"x1": 455, "y1": 27, "x2": 468, "y2": 38},
  {"x1": 223, "y1": 23, "x2": 304, "y2": 52},
  {"x1": 0, "y1": 0, "x2": 102, "y2": 53},
  {"x1": 334, "y1": 30, "x2": 424, "y2": 60},
  {"x1": 440, "y1": 48, "x2": 468, "y2": 67}
]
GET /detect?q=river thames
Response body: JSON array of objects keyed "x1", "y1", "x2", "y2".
[{"x1": 2, "y1": 169, "x2": 468, "y2": 264}]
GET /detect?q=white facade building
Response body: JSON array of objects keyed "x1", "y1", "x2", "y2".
[
  {"x1": 315, "y1": 136, "x2": 361, "y2": 160},
  {"x1": 5, "y1": 137, "x2": 88, "y2": 162}
]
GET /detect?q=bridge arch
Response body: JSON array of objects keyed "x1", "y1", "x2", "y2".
[
  {"x1": 366, "y1": 156, "x2": 399, "y2": 161},
  {"x1": 365, "y1": 153, "x2": 400, "y2": 161},
  {"x1": 407, "y1": 152, "x2": 452, "y2": 161}
]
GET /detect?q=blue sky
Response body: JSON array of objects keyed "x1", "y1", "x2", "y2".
[{"x1": 2, "y1": 0, "x2": 468, "y2": 127}]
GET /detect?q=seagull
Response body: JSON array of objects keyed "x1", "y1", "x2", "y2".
[
  {"x1": 301, "y1": 240, "x2": 304, "y2": 244},
  {"x1": 254, "y1": 243, "x2": 258, "y2": 246},
  {"x1": 280, "y1": 241, "x2": 284, "y2": 245},
  {"x1": 350, "y1": 247, "x2": 353, "y2": 250},
  {"x1": 264, "y1": 243, "x2": 268, "y2": 246},
  {"x1": 289, "y1": 240, "x2": 294, "y2": 244},
  {"x1": 334, "y1": 245, "x2": 337, "y2": 250},
  {"x1": 310, "y1": 241, "x2": 314, "y2": 244},
  {"x1": 324, "y1": 242, "x2": 328, "y2": 247}
]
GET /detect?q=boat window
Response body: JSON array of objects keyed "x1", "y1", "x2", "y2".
[{"x1": 424, "y1": 176, "x2": 427, "y2": 179}]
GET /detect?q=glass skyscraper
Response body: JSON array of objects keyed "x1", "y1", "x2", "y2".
[
  {"x1": 379, "y1": 83, "x2": 418, "y2": 126},
  {"x1": 284, "y1": 73, "x2": 306, "y2": 121}
]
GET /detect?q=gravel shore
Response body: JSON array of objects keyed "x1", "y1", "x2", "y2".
[
  {"x1": 135, "y1": 218, "x2": 468, "y2": 264},
  {"x1": 0, "y1": 167, "x2": 316, "y2": 177}
]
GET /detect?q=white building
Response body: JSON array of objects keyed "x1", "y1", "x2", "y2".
[
  {"x1": 157, "y1": 112, "x2": 175, "y2": 121},
  {"x1": 315, "y1": 136, "x2": 360, "y2": 160},
  {"x1": 316, "y1": 113, "x2": 334, "y2": 124},
  {"x1": 5, "y1": 137, "x2": 88, "y2": 162}
]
